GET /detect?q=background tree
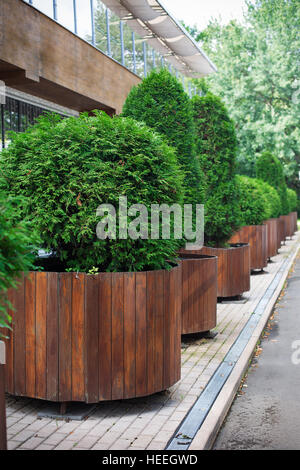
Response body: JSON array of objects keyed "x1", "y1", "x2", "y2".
[{"x1": 183, "y1": 0, "x2": 300, "y2": 194}]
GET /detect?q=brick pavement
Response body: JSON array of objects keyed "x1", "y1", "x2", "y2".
[{"x1": 5, "y1": 234, "x2": 299, "y2": 450}]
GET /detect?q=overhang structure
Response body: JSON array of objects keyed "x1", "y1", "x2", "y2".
[{"x1": 102, "y1": 0, "x2": 217, "y2": 77}]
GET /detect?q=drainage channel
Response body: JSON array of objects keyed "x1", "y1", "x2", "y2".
[{"x1": 166, "y1": 251, "x2": 295, "y2": 450}]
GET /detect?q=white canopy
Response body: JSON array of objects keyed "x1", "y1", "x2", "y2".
[{"x1": 101, "y1": 0, "x2": 217, "y2": 77}]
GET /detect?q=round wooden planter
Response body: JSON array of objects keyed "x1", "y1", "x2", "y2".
[
  {"x1": 200, "y1": 244, "x2": 250, "y2": 298},
  {"x1": 264, "y1": 219, "x2": 278, "y2": 259},
  {"x1": 3, "y1": 266, "x2": 182, "y2": 404},
  {"x1": 178, "y1": 251, "x2": 217, "y2": 335},
  {"x1": 229, "y1": 225, "x2": 268, "y2": 270}
]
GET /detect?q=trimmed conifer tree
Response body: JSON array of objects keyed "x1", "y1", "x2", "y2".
[
  {"x1": 192, "y1": 93, "x2": 241, "y2": 246},
  {"x1": 256, "y1": 151, "x2": 289, "y2": 215},
  {"x1": 236, "y1": 176, "x2": 272, "y2": 226},
  {"x1": 122, "y1": 68, "x2": 205, "y2": 206}
]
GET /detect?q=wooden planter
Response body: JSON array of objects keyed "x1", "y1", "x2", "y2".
[
  {"x1": 0, "y1": 342, "x2": 7, "y2": 451},
  {"x1": 230, "y1": 224, "x2": 268, "y2": 270},
  {"x1": 200, "y1": 244, "x2": 250, "y2": 298},
  {"x1": 264, "y1": 219, "x2": 278, "y2": 259},
  {"x1": 4, "y1": 266, "x2": 182, "y2": 404},
  {"x1": 178, "y1": 251, "x2": 217, "y2": 335}
]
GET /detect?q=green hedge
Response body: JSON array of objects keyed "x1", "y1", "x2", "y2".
[
  {"x1": 258, "y1": 180, "x2": 282, "y2": 219},
  {"x1": 287, "y1": 188, "x2": 298, "y2": 213},
  {"x1": 0, "y1": 111, "x2": 184, "y2": 273},
  {"x1": 0, "y1": 195, "x2": 38, "y2": 333},
  {"x1": 122, "y1": 69, "x2": 205, "y2": 205},
  {"x1": 236, "y1": 176, "x2": 273, "y2": 226},
  {"x1": 256, "y1": 151, "x2": 289, "y2": 215},
  {"x1": 192, "y1": 93, "x2": 241, "y2": 246}
]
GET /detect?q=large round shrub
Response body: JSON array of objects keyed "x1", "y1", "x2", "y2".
[
  {"x1": 122, "y1": 69, "x2": 205, "y2": 205},
  {"x1": 256, "y1": 151, "x2": 289, "y2": 215},
  {"x1": 236, "y1": 176, "x2": 271, "y2": 226},
  {"x1": 0, "y1": 111, "x2": 184, "y2": 273},
  {"x1": 192, "y1": 93, "x2": 241, "y2": 246},
  {"x1": 0, "y1": 194, "x2": 38, "y2": 332}
]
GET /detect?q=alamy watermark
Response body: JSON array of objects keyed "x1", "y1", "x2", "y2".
[
  {"x1": 96, "y1": 196, "x2": 204, "y2": 250},
  {"x1": 291, "y1": 340, "x2": 300, "y2": 365}
]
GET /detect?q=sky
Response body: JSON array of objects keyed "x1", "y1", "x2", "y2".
[{"x1": 161, "y1": 0, "x2": 248, "y2": 30}]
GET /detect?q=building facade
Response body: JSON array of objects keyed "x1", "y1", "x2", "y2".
[{"x1": 0, "y1": 0, "x2": 216, "y2": 148}]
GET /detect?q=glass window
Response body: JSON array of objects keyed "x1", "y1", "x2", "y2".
[
  {"x1": 56, "y1": 0, "x2": 75, "y2": 32},
  {"x1": 134, "y1": 36, "x2": 145, "y2": 77},
  {"x1": 34, "y1": 0, "x2": 54, "y2": 18},
  {"x1": 93, "y1": 1, "x2": 107, "y2": 54},
  {"x1": 76, "y1": 0, "x2": 92, "y2": 43},
  {"x1": 109, "y1": 10, "x2": 121, "y2": 63},
  {"x1": 122, "y1": 22, "x2": 134, "y2": 71}
]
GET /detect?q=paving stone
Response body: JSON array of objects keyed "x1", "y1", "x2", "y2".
[
  {"x1": 42, "y1": 433, "x2": 68, "y2": 446},
  {"x1": 18, "y1": 437, "x2": 45, "y2": 450}
]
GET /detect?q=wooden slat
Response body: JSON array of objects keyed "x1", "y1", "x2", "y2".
[
  {"x1": 71, "y1": 273, "x2": 85, "y2": 401},
  {"x1": 163, "y1": 269, "x2": 171, "y2": 389},
  {"x1": 46, "y1": 273, "x2": 59, "y2": 401},
  {"x1": 58, "y1": 274, "x2": 72, "y2": 402},
  {"x1": 181, "y1": 260, "x2": 189, "y2": 333},
  {"x1": 35, "y1": 272, "x2": 47, "y2": 399},
  {"x1": 98, "y1": 273, "x2": 112, "y2": 401},
  {"x1": 111, "y1": 273, "x2": 124, "y2": 400},
  {"x1": 146, "y1": 271, "x2": 156, "y2": 395},
  {"x1": 154, "y1": 270, "x2": 164, "y2": 392},
  {"x1": 0, "y1": 363, "x2": 7, "y2": 450},
  {"x1": 14, "y1": 274, "x2": 26, "y2": 396},
  {"x1": 123, "y1": 272, "x2": 136, "y2": 399},
  {"x1": 25, "y1": 272, "x2": 36, "y2": 398},
  {"x1": 85, "y1": 275, "x2": 99, "y2": 403},
  {"x1": 174, "y1": 264, "x2": 182, "y2": 383},
  {"x1": 135, "y1": 272, "x2": 147, "y2": 397},
  {"x1": 169, "y1": 267, "x2": 176, "y2": 386},
  {"x1": 5, "y1": 289, "x2": 15, "y2": 393}
]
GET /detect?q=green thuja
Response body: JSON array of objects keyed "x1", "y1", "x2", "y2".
[
  {"x1": 192, "y1": 93, "x2": 241, "y2": 246},
  {"x1": 122, "y1": 68, "x2": 205, "y2": 206},
  {"x1": 0, "y1": 111, "x2": 184, "y2": 273}
]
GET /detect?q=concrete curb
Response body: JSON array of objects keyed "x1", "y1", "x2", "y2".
[{"x1": 189, "y1": 240, "x2": 300, "y2": 451}]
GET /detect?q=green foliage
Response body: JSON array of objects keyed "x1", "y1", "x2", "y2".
[
  {"x1": 191, "y1": 93, "x2": 241, "y2": 245},
  {"x1": 0, "y1": 194, "x2": 38, "y2": 334},
  {"x1": 256, "y1": 151, "x2": 289, "y2": 215},
  {"x1": 122, "y1": 68, "x2": 205, "y2": 205},
  {"x1": 257, "y1": 180, "x2": 281, "y2": 219},
  {"x1": 287, "y1": 188, "x2": 298, "y2": 213},
  {"x1": 236, "y1": 175, "x2": 272, "y2": 226},
  {"x1": 0, "y1": 111, "x2": 184, "y2": 273},
  {"x1": 184, "y1": 0, "x2": 300, "y2": 192}
]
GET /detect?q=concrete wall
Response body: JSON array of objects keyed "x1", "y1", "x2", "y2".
[{"x1": 0, "y1": 0, "x2": 141, "y2": 114}]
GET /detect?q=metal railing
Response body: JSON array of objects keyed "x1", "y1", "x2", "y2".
[{"x1": 23, "y1": 0, "x2": 198, "y2": 95}]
